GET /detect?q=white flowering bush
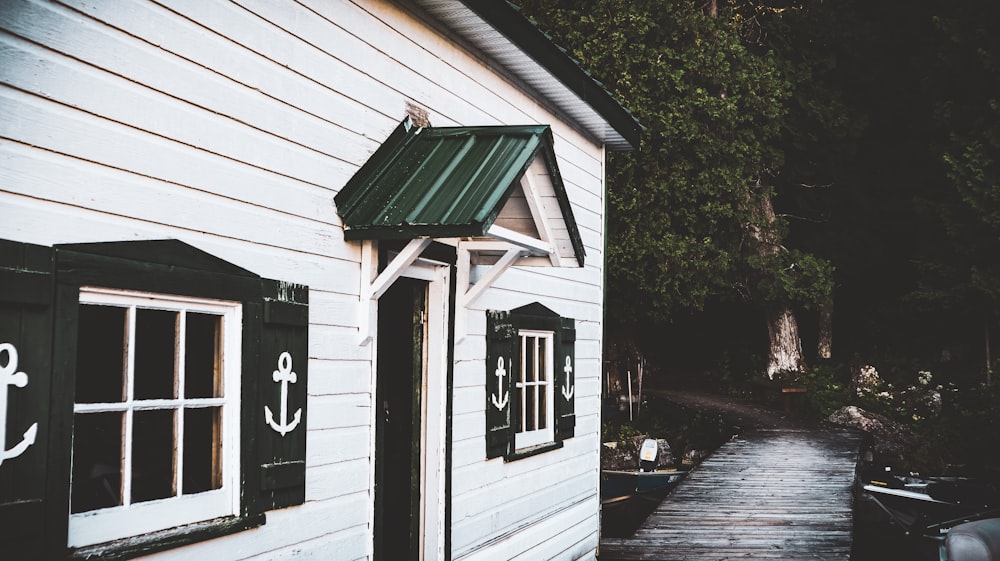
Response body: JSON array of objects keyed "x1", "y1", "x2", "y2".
[
  {"x1": 898, "y1": 371, "x2": 945, "y2": 421},
  {"x1": 851, "y1": 366, "x2": 952, "y2": 422},
  {"x1": 852, "y1": 364, "x2": 894, "y2": 408}
]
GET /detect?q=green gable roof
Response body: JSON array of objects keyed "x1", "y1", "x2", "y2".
[{"x1": 335, "y1": 118, "x2": 586, "y2": 265}]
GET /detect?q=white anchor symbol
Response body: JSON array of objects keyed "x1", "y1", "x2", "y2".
[
  {"x1": 491, "y1": 357, "x2": 509, "y2": 411},
  {"x1": 0, "y1": 342, "x2": 38, "y2": 466},
  {"x1": 264, "y1": 352, "x2": 302, "y2": 436},
  {"x1": 561, "y1": 355, "x2": 574, "y2": 401}
]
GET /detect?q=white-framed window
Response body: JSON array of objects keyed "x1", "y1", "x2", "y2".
[
  {"x1": 514, "y1": 329, "x2": 554, "y2": 449},
  {"x1": 68, "y1": 287, "x2": 242, "y2": 548}
]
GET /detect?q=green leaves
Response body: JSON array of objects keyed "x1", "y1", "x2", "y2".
[{"x1": 517, "y1": 0, "x2": 835, "y2": 328}]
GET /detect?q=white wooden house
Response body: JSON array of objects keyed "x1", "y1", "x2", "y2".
[{"x1": 0, "y1": 1, "x2": 639, "y2": 560}]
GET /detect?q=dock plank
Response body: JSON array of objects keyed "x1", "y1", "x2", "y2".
[{"x1": 600, "y1": 420, "x2": 862, "y2": 561}]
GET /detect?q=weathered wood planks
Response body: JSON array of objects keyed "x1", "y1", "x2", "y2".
[{"x1": 601, "y1": 426, "x2": 862, "y2": 561}]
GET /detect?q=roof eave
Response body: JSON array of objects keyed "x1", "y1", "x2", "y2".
[{"x1": 414, "y1": 0, "x2": 642, "y2": 151}]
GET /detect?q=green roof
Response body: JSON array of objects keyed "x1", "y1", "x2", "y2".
[{"x1": 335, "y1": 118, "x2": 585, "y2": 265}]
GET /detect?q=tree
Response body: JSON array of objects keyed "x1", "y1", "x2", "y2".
[{"x1": 516, "y1": 0, "x2": 834, "y2": 379}]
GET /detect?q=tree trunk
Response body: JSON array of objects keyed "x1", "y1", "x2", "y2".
[
  {"x1": 767, "y1": 308, "x2": 808, "y2": 379},
  {"x1": 818, "y1": 299, "x2": 833, "y2": 360},
  {"x1": 749, "y1": 185, "x2": 810, "y2": 380}
]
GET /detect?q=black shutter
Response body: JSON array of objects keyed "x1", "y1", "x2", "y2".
[
  {"x1": 255, "y1": 280, "x2": 309, "y2": 511},
  {"x1": 0, "y1": 240, "x2": 53, "y2": 560},
  {"x1": 554, "y1": 317, "x2": 575, "y2": 441},
  {"x1": 485, "y1": 310, "x2": 515, "y2": 459}
]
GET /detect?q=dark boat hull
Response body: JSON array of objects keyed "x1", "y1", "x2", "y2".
[
  {"x1": 856, "y1": 474, "x2": 1000, "y2": 561},
  {"x1": 600, "y1": 469, "x2": 686, "y2": 506}
]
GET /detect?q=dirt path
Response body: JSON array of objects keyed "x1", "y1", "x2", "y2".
[{"x1": 645, "y1": 388, "x2": 819, "y2": 433}]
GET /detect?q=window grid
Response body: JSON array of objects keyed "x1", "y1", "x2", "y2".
[
  {"x1": 70, "y1": 287, "x2": 240, "y2": 544},
  {"x1": 515, "y1": 330, "x2": 553, "y2": 448}
]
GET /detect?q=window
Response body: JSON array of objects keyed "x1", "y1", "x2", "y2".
[
  {"x1": 0, "y1": 239, "x2": 309, "y2": 560},
  {"x1": 68, "y1": 288, "x2": 242, "y2": 547},
  {"x1": 514, "y1": 330, "x2": 554, "y2": 449},
  {"x1": 485, "y1": 303, "x2": 575, "y2": 460}
]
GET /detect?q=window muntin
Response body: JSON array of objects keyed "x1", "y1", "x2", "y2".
[
  {"x1": 514, "y1": 330, "x2": 554, "y2": 449},
  {"x1": 68, "y1": 288, "x2": 241, "y2": 548}
]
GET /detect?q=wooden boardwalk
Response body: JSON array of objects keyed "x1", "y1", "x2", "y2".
[{"x1": 600, "y1": 392, "x2": 863, "y2": 561}]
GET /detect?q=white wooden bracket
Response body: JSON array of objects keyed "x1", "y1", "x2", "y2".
[
  {"x1": 358, "y1": 238, "x2": 432, "y2": 345},
  {"x1": 485, "y1": 225, "x2": 552, "y2": 257},
  {"x1": 454, "y1": 245, "x2": 526, "y2": 340}
]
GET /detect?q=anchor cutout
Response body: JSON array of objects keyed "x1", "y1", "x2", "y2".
[
  {"x1": 264, "y1": 352, "x2": 302, "y2": 436},
  {"x1": 0, "y1": 342, "x2": 38, "y2": 466},
  {"x1": 491, "y1": 357, "x2": 509, "y2": 411},
  {"x1": 561, "y1": 355, "x2": 574, "y2": 401}
]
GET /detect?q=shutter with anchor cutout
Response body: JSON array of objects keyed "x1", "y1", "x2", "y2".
[
  {"x1": 255, "y1": 279, "x2": 309, "y2": 511},
  {"x1": 554, "y1": 316, "x2": 576, "y2": 441},
  {"x1": 485, "y1": 310, "x2": 515, "y2": 459},
  {"x1": 0, "y1": 240, "x2": 53, "y2": 561}
]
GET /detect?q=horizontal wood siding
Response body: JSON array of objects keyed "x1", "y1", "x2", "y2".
[{"x1": 0, "y1": 0, "x2": 607, "y2": 559}]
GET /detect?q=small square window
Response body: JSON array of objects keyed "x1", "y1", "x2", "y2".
[
  {"x1": 514, "y1": 330, "x2": 554, "y2": 449},
  {"x1": 68, "y1": 288, "x2": 241, "y2": 548}
]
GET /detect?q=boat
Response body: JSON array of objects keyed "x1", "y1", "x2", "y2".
[
  {"x1": 856, "y1": 467, "x2": 1000, "y2": 559},
  {"x1": 601, "y1": 438, "x2": 687, "y2": 507},
  {"x1": 600, "y1": 468, "x2": 687, "y2": 507}
]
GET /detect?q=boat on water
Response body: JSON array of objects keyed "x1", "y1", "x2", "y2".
[
  {"x1": 600, "y1": 468, "x2": 687, "y2": 507},
  {"x1": 601, "y1": 438, "x2": 687, "y2": 507},
  {"x1": 857, "y1": 467, "x2": 1000, "y2": 559}
]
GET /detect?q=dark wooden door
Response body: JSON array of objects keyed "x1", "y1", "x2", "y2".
[{"x1": 374, "y1": 278, "x2": 425, "y2": 561}]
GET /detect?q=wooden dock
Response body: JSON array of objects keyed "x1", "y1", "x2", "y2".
[{"x1": 600, "y1": 393, "x2": 863, "y2": 561}]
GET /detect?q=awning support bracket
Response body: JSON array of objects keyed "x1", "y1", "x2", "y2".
[
  {"x1": 455, "y1": 245, "x2": 526, "y2": 340},
  {"x1": 358, "y1": 238, "x2": 432, "y2": 345}
]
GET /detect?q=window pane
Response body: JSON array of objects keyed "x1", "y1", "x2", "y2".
[
  {"x1": 71, "y1": 412, "x2": 123, "y2": 513},
  {"x1": 134, "y1": 309, "x2": 178, "y2": 400},
  {"x1": 524, "y1": 384, "x2": 536, "y2": 431},
  {"x1": 525, "y1": 336, "x2": 537, "y2": 383},
  {"x1": 132, "y1": 409, "x2": 176, "y2": 503},
  {"x1": 538, "y1": 385, "x2": 547, "y2": 430},
  {"x1": 76, "y1": 305, "x2": 126, "y2": 403},
  {"x1": 538, "y1": 337, "x2": 547, "y2": 429},
  {"x1": 183, "y1": 407, "x2": 222, "y2": 494},
  {"x1": 537, "y1": 337, "x2": 547, "y2": 381},
  {"x1": 185, "y1": 313, "x2": 221, "y2": 399}
]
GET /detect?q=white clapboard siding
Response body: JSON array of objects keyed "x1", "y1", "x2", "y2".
[
  {"x1": 307, "y1": 426, "x2": 370, "y2": 468},
  {"x1": 136, "y1": 495, "x2": 370, "y2": 561},
  {"x1": 5, "y1": 0, "x2": 359, "y2": 186},
  {"x1": 0, "y1": 193, "x2": 360, "y2": 293},
  {"x1": 158, "y1": 0, "x2": 403, "y2": 125},
  {"x1": 0, "y1": 91, "x2": 340, "y2": 227},
  {"x1": 308, "y1": 291, "x2": 363, "y2": 330},
  {"x1": 308, "y1": 359, "x2": 373, "y2": 397},
  {"x1": 307, "y1": 459, "x2": 371, "y2": 501},
  {"x1": 242, "y1": 525, "x2": 370, "y2": 561},
  {"x1": 452, "y1": 448, "x2": 593, "y2": 510},
  {"x1": 0, "y1": 132, "x2": 335, "y2": 257},
  {"x1": 307, "y1": 394, "x2": 372, "y2": 431},
  {"x1": 508, "y1": 507, "x2": 599, "y2": 561},
  {"x1": 60, "y1": 0, "x2": 386, "y2": 150}
]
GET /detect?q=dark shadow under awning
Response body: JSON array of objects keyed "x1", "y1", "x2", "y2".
[{"x1": 335, "y1": 118, "x2": 585, "y2": 267}]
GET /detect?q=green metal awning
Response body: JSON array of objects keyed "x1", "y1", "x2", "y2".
[{"x1": 335, "y1": 118, "x2": 585, "y2": 266}]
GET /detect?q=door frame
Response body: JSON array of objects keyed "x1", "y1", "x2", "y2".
[{"x1": 371, "y1": 253, "x2": 450, "y2": 561}]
